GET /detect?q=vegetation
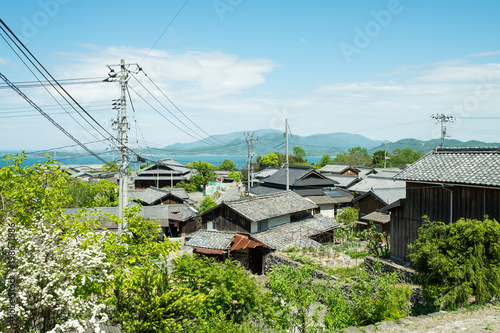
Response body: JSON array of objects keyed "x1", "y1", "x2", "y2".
[
  {"x1": 64, "y1": 177, "x2": 118, "y2": 208},
  {"x1": 227, "y1": 170, "x2": 241, "y2": 182},
  {"x1": 323, "y1": 264, "x2": 411, "y2": 330},
  {"x1": 409, "y1": 217, "x2": 500, "y2": 309},
  {"x1": 334, "y1": 147, "x2": 372, "y2": 166},
  {"x1": 198, "y1": 196, "x2": 217, "y2": 214},
  {"x1": 218, "y1": 159, "x2": 237, "y2": 171},
  {"x1": 186, "y1": 161, "x2": 217, "y2": 191},
  {"x1": 259, "y1": 153, "x2": 279, "y2": 167},
  {"x1": 315, "y1": 154, "x2": 332, "y2": 169}
]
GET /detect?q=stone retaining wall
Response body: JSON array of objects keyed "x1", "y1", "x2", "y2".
[
  {"x1": 264, "y1": 252, "x2": 335, "y2": 280},
  {"x1": 363, "y1": 256, "x2": 417, "y2": 284}
]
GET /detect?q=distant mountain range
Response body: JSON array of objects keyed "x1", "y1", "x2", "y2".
[{"x1": 155, "y1": 129, "x2": 500, "y2": 157}]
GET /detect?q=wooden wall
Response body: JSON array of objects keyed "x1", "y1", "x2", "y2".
[
  {"x1": 353, "y1": 194, "x2": 385, "y2": 216},
  {"x1": 201, "y1": 205, "x2": 251, "y2": 233},
  {"x1": 391, "y1": 182, "x2": 500, "y2": 259}
]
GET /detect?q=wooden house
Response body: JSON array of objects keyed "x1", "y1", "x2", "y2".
[
  {"x1": 388, "y1": 147, "x2": 500, "y2": 260},
  {"x1": 249, "y1": 165, "x2": 338, "y2": 195},
  {"x1": 130, "y1": 187, "x2": 190, "y2": 206},
  {"x1": 187, "y1": 191, "x2": 340, "y2": 273},
  {"x1": 133, "y1": 158, "x2": 191, "y2": 189}
]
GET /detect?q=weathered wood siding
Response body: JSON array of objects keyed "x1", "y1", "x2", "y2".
[
  {"x1": 201, "y1": 206, "x2": 251, "y2": 233},
  {"x1": 354, "y1": 194, "x2": 385, "y2": 216},
  {"x1": 391, "y1": 182, "x2": 500, "y2": 260}
]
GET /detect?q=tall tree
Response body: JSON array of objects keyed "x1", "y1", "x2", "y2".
[
  {"x1": 334, "y1": 147, "x2": 372, "y2": 166},
  {"x1": 218, "y1": 159, "x2": 237, "y2": 171},
  {"x1": 186, "y1": 161, "x2": 217, "y2": 191},
  {"x1": 315, "y1": 154, "x2": 332, "y2": 169},
  {"x1": 372, "y1": 150, "x2": 386, "y2": 167},
  {"x1": 260, "y1": 153, "x2": 279, "y2": 167},
  {"x1": 389, "y1": 148, "x2": 423, "y2": 168}
]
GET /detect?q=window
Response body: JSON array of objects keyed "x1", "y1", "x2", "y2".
[{"x1": 258, "y1": 220, "x2": 268, "y2": 232}]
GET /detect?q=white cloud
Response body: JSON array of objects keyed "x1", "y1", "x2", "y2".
[{"x1": 469, "y1": 50, "x2": 500, "y2": 57}]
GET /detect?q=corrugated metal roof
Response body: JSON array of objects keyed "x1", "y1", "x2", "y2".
[
  {"x1": 323, "y1": 174, "x2": 359, "y2": 188},
  {"x1": 394, "y1": 147, "x2": 500, "y2": 187},
  {"x1": 231, "y1": 234, "x2": 265, "y2": 250}
]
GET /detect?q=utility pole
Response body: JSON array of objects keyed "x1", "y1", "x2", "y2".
[
  {"x1": 383, "y1": 139, "x2": 388, "y2": 168},
  {"x1": 431, "y1": 114, "x2": 455, "y2": 148},
  {"x1": 245, "y1": 132, "x2": 257, "y2": 192},
  {"x1": 285, "y1": 119, "x2": 289, "y2": 191},
  {"x1": 106, "y1": 59, "x2": 140, "y2": 233}
]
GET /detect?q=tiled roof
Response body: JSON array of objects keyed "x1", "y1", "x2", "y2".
[
  {"x1": 394, "y1": 147, "x2": 500, "y2": 187},
  {"x1": 253, "y1": 167, "x2": 279, "y2": 180},
  {"x1": 129, "y1": 187, "x2": 188, "y2": 205},
  {"x1": 318, "y1": 163, "x2": 357, "y2": 174},
  {"x1": 249, "y1": 185, "x2": 283, "y2": 196},
  {"x1": 348, "y1": 176, "x2": 405, "y2": 193},
  {"x1": 136, "y1": 158, "x2": 191, "y2": 177},
  {"x1": 359, "y1": 211, "x2": 391, "y2": 224},
  {"x1": 185, "y1": 230, "x2": 236, "y2": 250},
  {"x1": 262, "y1": 165, "x2": 337, "y2": 187},
  {"x1": 253, "y1": 214, "x2": 340, "y2": 250},
  {"x1": 352, "y1": 187, "x2": 406, "y2": 206},
  {"x1": 323, "y1": 174, "x2": 359, "y2": 188},
  {"x1": 222, "y1": 191, "x2": 317, "y2": 222}
]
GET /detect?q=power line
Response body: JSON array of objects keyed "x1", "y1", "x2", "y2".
[
  {"x1": 0, "y1": 19, "x2": 117, "y2": 145},
  {"x1": 138, "y1": 70, "x2": 227, "y2": 145},
  {"x1": 0, "y1": 72, "x2": 107, "y2": 164},
  {"x1": 127, "y1": 83, "x2": 220, "y2": 146},
  {"x1": 140, "y1": 0, "x2": 190, "y2": 64}
]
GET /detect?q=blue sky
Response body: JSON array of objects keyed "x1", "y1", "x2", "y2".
[{"x1": 1, "y1": 0, "x2": 500, "y2": 151}]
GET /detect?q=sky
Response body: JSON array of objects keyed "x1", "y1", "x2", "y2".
[{"x1": 1, "y1": 0, "x2": 500, "y2": 153}]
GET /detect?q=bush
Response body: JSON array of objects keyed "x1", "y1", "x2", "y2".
[
  {"x1": 409, "y1": 217, "x2": 500, "y2": 309},
  {"x1": 324, "y1": 265, "x2": 411, "y2": 330}
]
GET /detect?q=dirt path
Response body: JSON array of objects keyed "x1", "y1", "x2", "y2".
[{"x1": 343, "y1": 304, "x2": 500, "y2": 332}]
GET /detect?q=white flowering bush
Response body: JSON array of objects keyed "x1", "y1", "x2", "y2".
[{"x1": 0, "y1": 219, "x2": 111, "y2": 333}]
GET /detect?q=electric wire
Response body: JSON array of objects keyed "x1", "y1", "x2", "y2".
[
  {"x1": 130, "y1": 74, "x2": 222, "y2": 146},
  {"x1": 140, "y1": 0, "x2": 190, "y2": 65},
  {"x1": 0, "y1": 19, "x2": 117, "y2": 145},
  {"x1": 138, "y1": 70, "x2": 227, "y2": 145}
]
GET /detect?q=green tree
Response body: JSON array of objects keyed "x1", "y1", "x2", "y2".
[
  {"x1": 334, "y1": 147, "x2": 372, "y2": 166},
  {"x1": 172, "y1": 255, "x2": 264, "y2": 322},
  {"x1": 218, "y1": 159, "x2": 237, "y2": 171},
  {"x1": 174, "y1": 180, "x2": 198, "y2": 193},
  {"x1": 268, "y1": 265, "x2": 323, "y2": 332},
  {"x1": 315, "y1": 154, "x2": 332, "y2": 169},
  {"x1": 293, "y1": 146, "x2": 307, "y2": 161},
  {"x1": 198, "y1": 196, "x2": 217, "y2": 214},
  {"x1": 372, "y1": 150, "x2": 386, "y2": 167},
  {"x1": 186, "y1": 161, "x2": 217, "y2": 191},
  {"x1": 227, "y1": 170, "x2": 241, "y2": 182},
  {"x1": 389, "y1": 148, "x2": 423, "y2": 168},
  {"x1": 409, "y1": 217, "x2": 500, "y2": 309},
  {"x1": 260, "y1": 153, "x2": 279, "y2": 167},
  {"x1": 64, "y1": 178, "x2": 119, "y2": 208},
  {"x1": 323, "y1": 264, "x2": 411, "y2": 330}
]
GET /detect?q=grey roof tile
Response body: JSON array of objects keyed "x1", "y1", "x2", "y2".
[
  {"x1": 222, "y1": 191, "x2": 317, "y2": 222},
  {"x1": 253, "y1": 214, "x2": 340, "y2": 250},
  {"x1": 394, "y1": 147, "x2": 500, "y2": 187},
  {"x1": 185, "y1": 230, "x2": 236, "y2": 250}
]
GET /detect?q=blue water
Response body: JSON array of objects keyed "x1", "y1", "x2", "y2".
[{"x1": 0, "y1": 151, "x2": 322, "y2": 169}]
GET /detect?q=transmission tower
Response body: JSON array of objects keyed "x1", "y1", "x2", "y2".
[
  {"x1": 245, "y1": 132, "x2": 257, "y2": 191},
  {"x1": 105, "y1": 59, "x2": 141, "y2": 233},
  {"x1": 431, "y1": 114, "x2": 455, "y2": 148}
]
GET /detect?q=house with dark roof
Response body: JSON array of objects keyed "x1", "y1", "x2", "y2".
[
  {"x1": 353, "y1": 187, "x2": 406, "y2": 216},
  {"x1": 133, "y1": 158, "x2": 192, "y2": 189},
  {"x1": 355, "y1": 211, "x2": 391, "y2": 233},
  {"x1": 65, "y1": 203, "x2": 198, "y2": 238},
  {"x1": 250, "y1": 165, "x2": 338, "y2": 195},
  {"x1": 186, "y1": 191, "x2": 340, "y2": 273},
  {"x1": 389, "y1": 147, "x2": 500, "y2": 259},
  {"x1": 129, "y1": 187, "x2": 190, "y2": 206}
]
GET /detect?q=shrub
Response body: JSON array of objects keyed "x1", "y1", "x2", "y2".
[{"x1": 409, "y1": 217, "x2": 500, "y2": 309}]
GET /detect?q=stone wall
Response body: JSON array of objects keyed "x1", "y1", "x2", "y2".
[
  {"x1": 363, "y1": 256, "x2": 417, "y2": 284},
  {"x1": 264, "y1": 252, "x2": 335, "y2": 280}
]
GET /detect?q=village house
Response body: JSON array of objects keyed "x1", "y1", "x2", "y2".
[
  {"x1": 133, "y1": 158, "x2": 192, "y2": 189},
  {"x1": 388, "y1": 147, "x2": 500, "y2": 260},
  {"x1": 185, "y1": 191, "x2": 340, "y2": 274}
]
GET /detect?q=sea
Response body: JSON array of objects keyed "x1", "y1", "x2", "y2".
[{"x1": 0, "y1": 151, "x2": 322, "y2": 169}]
